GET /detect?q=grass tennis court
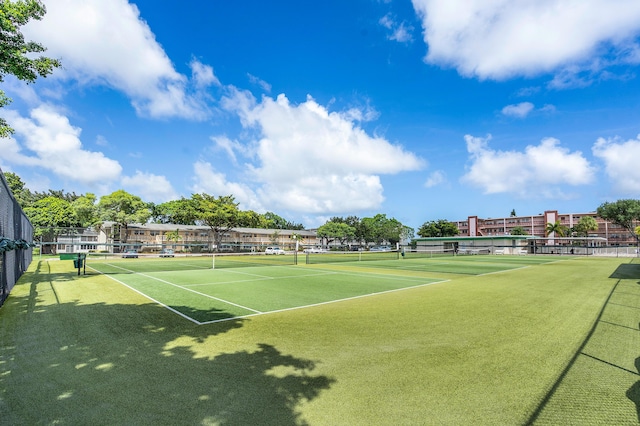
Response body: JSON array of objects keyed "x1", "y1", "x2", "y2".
[
  {"x1": 1, "y1": 254, "x2": 639, "y2": 424},
  {"x1": 83, "y1": 253, "x2": 560, "y2": 324}
]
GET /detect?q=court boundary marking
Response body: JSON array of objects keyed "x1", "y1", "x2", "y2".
[
  {"x1": 86, "y1": 255, "x2": 570, "y2": 325},
  {"x1": 88, "y1": 264, "x2": 449, "y2": 325}
]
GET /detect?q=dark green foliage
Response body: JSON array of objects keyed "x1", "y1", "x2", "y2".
[
  {"x1": 417, "y1": 219, "x2": 460, "y2": 237},
  {"x1": 596, "y1": 199, "x2": 640, "y2": 241},
  {"x1": 0, "y1": 0, "x2": 61, "y2": 136},
  {"x1": 510, "y1": 226, "x2": 528, "y2": 235}
]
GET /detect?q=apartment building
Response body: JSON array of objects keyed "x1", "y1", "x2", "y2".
[
  {"x1": 453, "y1": 210, "x2": 634, "y2": 246},
  {"x1": 98, "y1": 222, "x2": 319, "y2": 253}
]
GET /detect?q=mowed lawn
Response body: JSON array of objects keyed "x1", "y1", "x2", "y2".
[{"x1": 0, "y1": 256, "x2": 638, "y2": 425}]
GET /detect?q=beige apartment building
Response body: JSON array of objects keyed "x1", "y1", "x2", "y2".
[
  {"x1": 454, "y1": 210, "x2": 634, "y2": 246},
  {"x1": 102, "y1": 222, "x2": 320, "y2": 253},
  {"x1": 54, "y1": 222, "x2": 319, "y2": 254}
]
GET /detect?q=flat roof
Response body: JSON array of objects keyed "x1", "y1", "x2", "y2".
[
  {"x1": 414, "y1": 235, "x2": 537, "y2": 242},
  {"x1": 414, "y1": 235, "x2": 607, "y2": 242}
]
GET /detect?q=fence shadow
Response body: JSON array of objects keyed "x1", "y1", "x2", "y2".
[
  {"x1": 527, "y1": 261, "x2": 640, "y2": 424},
  {"x1": 627, "y1": 357, "x2": 640, "y2": 423}
]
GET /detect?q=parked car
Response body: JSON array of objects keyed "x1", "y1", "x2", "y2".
[
  {"x1": 265, "y1": 246, "x2": 286, "y2": 255},
  {"x1": 159, "y1": 249, "x2": 174, "y2": 257},
  {"x1": 370, "y1": 246, "x2": 392, "y2": 252},
  {"x1": 122, "y1": 249, "x2": 138, "y2": 258},
  {"x1": 303, "y1": 247, "x2": 326, "y2": 253}
]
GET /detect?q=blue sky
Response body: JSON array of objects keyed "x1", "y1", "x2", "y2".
[{"x1": 3, "y1": 0, "x2": 640, "y2": 230}]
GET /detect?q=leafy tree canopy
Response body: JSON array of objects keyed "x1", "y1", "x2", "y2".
[
  {"x1": 574, "y1": 216, "x2": 598, "y2": 237},
  {"x1": 509, "y1": 226, "x2": 528, "y2": 236},
  {"x1": 98, "y1": 190, "x2": 152, "y2": 242},
  {"x1": 1, "y1": 0, "x2": 61, "y2": 137},
  {"x1": 545, "y1": 220, "x2": 568, "y2": 238},
  {"x1": 3, "y1": 170, "x2": 33, "y2": 207},
  {"x1": 317, "y1": 222, "x2": 356, "y2": 245},
  {"x1": 417, "y1": 219, "x2": 459, "y2": 238},
  {"x1": 152, "y1": 198, "x2": 198, "y2": 225},
  {"x1": 263, "y1": 212, "x2": 304, "y2": 230},
  {"x1": 596, "y1": 199, "x2": 640, "y2": 241},
  {"x1": 189, "y1": 194, "x2": 241, "y2": 251},
  {"x1": 72, "y1": 193, "x2": 100, "y2": 228},
  {"x1": 24, "y1": 196, "x2": 78, "y2": 242}
]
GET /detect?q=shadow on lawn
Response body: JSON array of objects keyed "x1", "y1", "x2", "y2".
[
  {"x1": 609, "y1": 262, "x2": 640, "y2": 280},
  {"x1": 526, "y1": 260, "x2": 640, "y2": 425},
  {"x1": 627, "y1": 357, "x2": 640, "y2": 423},
  {"x1": 0, "y1": 264, "x2": 334, "y2": 425}
]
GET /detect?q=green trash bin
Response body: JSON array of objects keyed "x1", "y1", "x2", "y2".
[{"x1": 73, "y1": 258, "x2": 84, "y2": 268}]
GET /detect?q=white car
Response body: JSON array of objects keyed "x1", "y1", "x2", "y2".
[
  {"x1": 159, "y1": 249, "x2": 174, "y2": 257},
  {"x1": 303, "y1": 247, "x2": 326, "y2": 253},
  {"x1": 265, "y1": 246, "x2": 285, "y2": 255}
]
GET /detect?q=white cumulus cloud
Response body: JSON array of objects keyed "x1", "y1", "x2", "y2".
[
  {"x1": 424, "y1": 170, "x2": 446, "y2": 188},
  {"x1": 461, "y1": 134, "x2": 595, "y2": 196},
  {"x1": 411, "y1": 0, "x2": 640, "y2": 80},
  {"x1": 501, "y1": 102, "x2": 535, "y2": 118},
  {"x1": 592, "y1": 135, "x2": 640, "y2": 194},
  {"x1": 24, "y1": 0, "x2": 214, "y2": 120},
  {"x1": 380, "y1": 14, "x2": 414, "y2": 43},
  {"x1": 213, "y1": 90, "x2": 424, "y2": 214},
  {"x1": 0, "y1": 106, "x2": 122, "y2": 185},
  {"x1": 191, "y1": 161, "x2": 264, "y2": 212},
  {"x1": 121, "y1": 171, "x2": 178, "y2": 203}
]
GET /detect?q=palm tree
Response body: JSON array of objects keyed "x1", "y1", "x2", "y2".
[
  {"x1": 165, "y1": 229, "x2": 182, "y2": 250},
  {"x1": 546, "y1": 220, "x2": 567, "y2": 240},
  {"x1": 574, "y1": 216, "x2": 598, "y2": 237}
]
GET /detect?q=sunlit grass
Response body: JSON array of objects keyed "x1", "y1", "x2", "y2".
[{"x1": 0, "y1": 256, "x2": 637, "y2": 424}]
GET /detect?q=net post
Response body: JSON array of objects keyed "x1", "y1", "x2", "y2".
[{"x1": 212, "y1": 253, "x2": 215, "y2": 270}]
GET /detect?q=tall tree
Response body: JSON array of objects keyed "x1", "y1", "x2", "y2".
[
  {"x1": 98, "y1": 190, "x2": 152, "y2": 243},
  {"x1": 32, "y1": 189, "x2": 79, "y2": 203},
  {"x1": 1, "y1": 0, "x2": 61, "y2": 137},
  {"x1": 574, "y1": 216, "x2": 598, "y2": 238},
  {"x1": 238, "y1": 210, "x2": 267, "y2": 228},
  {"x1": 317, "y1": 222, "x2": 356, "y2": 247},
  {"x1": 509, "y1": 226, "x2": 528, "y2": 236},
  {"x1": 596, "y1": 199, "x2": 640, "y2": 243},
  {"x1": 190, "y1": 194, "x2": 240, "y2": 251},
  {"x1": 165, "y1": 229, "x2": 182, "y2": 248},
  {"x1": 417, "y1": 219, "x2": 460, "y2": 238},
  {"x1": 152, "y1": 198, "x2": 197, "y2": 225},
  {"x1": 23, "y1": 196, "x2": 78, "y2": 253},
  {"x1": 262, "y1": 212, "x2": 304, "y2": 230},
  {"x1": 71, "y1": 193, "x2": 100, "y2": 228},
  {"x1": 3, "y1": 171, "x2": 33, "y2": 208},
  {"x1": 545, "y1": 220, "x2": 567, "y2": 239}
]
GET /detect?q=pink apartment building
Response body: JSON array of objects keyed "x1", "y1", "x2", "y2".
[{"x1": 453, "y1": 210, "x2": 634, "y2": 246}]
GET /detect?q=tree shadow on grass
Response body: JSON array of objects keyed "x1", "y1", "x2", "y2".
[
  {"x1": 609, "y1": 263, "x2": 640, "y2": 280},
  {"x1": 627, "y1": 357, "x2": 640, "y2": 423},
  {"x1": 0, "y1": 264, "x2": 334, "y2": 425}
]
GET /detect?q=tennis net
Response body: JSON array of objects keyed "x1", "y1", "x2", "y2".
[
  {"x1": 401, "y1": 249, "x2": 456, "y2": 259},
  {"x1": 305, "y1": 250, "x2": 399, "y2": 264},
  {"x1": 85, "y1": 251, "x2": 296, "y2": 274}
]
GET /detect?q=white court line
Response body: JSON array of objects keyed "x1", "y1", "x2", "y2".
[
  {"x1": 299, "y1": 265, "x2": 435, "y2": 283},
  {"x1": 183, "y1": 271, "x2": 339, "y2": 288},
  {"x1": 198, "y1": 278, "x2": 450, "y2": 325},
  {"x1": 94, "y1": 263, "x2": 261, "y2": 315},
  {"x1": 87, "y1": 266, "x2": 201, "y2": 324}
]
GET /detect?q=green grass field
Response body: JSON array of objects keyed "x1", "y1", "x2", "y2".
[{"x1": 0, "y1": 254, "x2": 638, "y2": 424}]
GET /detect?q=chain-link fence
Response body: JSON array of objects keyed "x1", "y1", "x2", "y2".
[{"x1": 0, "y1": 168, "x2": 33, "y2": 308}]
